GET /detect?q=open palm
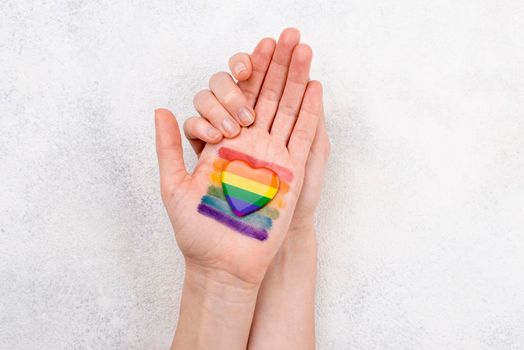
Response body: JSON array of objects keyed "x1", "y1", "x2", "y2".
[
  {"x1": 157, "y1": 118, "x2": 317, "y2": 282},
  {"x1": 184, "y1": 30, "x2": 331, "y2": 235},
  {"x1": 155, "y1": 29, "x2": 322, "y2": 286}
]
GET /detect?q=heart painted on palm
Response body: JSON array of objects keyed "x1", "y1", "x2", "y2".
[{"x1": 221, "y1": 160, "x2": 280, "y2": 217}]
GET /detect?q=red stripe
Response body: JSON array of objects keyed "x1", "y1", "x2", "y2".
[{"x1": 218, "y1": 147, "x2": 294, "y2": 182}]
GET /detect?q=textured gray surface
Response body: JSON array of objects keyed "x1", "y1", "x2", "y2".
[{"x1": 1, "y1": 0, "x2": 524, "y2": 349}]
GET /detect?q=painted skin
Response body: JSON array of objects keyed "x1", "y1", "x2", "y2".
[
  {"x1": 198, "y1": 150, "x2": 288, "y2": 240},
  {"x1": 160, "y1": 28, "x2": 329, "y2": 349}
]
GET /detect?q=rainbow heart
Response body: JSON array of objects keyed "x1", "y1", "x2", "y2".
[{"x1": 221, "y1": 160, "x2": 279, "y2": 217}]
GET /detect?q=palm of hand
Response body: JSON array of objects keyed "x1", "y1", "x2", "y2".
[{"x1": 164, "y1": 127, "x2": 304, "y2": 284}]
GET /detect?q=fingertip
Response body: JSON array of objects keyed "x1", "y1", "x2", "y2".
[
  {"x1": 229, "y1": 52, "x2": 252, "y2": 81},
  {"x1": 258, "y1": 37, "x2": 277, "y2": 52},
  {"x1": 294, "y1": 43, "x2": 313, "y2": 62},
  {"x1": 238, "y1": 106, "x2": 255, "y2": 126},
  {"x1": 249, "y1": 37, "x2": 276, "y2": 74},
  {"x1": 206, "y1": 127, "x2": 223, "y2": 143},
  {"x1": 209, "y1": 71, "x2": 230, "y2": 88},
  {"x1": 155, "y1": 108, "x2": 170, "y2": 114},
  {"x1": 184, "y1": 116, "x2": 225, "y2": 144},
  {"x1": 308, "y1": 80, "x2": 323, "y2": 96},
  {"x1": 279, "y1": 27, "x2": 301, "y2": 46},
  {"x1": 155, "y1": 108, "x2": 173, "y2": 120},
  {"x1": 219, "y1": 115, "x2": 241, "y2": 138},
  {"x1": 154, "y1": 108, "x2": 179, "y2": 131}
]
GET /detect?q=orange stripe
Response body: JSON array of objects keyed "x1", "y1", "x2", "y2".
[
  {"x1": 213, "y1": 158, "x2": 228, "y2": 171},
  {"x1": 279, "y1": 182, "x2": 289, "y2": 194},
  {"x1": 210, "y1": 172, "x2": 221, "y2": 185},
  {"x1": 211, "y1": 170, "x2": 288, "y2": 194},
  {"x1": 225, "y1": 160, "x2": 278, "y2": 188}
]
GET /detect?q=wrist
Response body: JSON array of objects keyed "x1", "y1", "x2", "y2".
[
  {"x1": 287, "y1": 216, "x2": 315, "y2": 236},
  {"x1": 172, "y1": 262, "x2": 259, "y2": 349},
  {"x1": 248, "y1": 224, "x2": 317, "y2": 349},
  {"x1": 268, "y1": 225, "x2": 317, "y2": 280},
  {"x1": 184, "y1": 260, "x2": 261, "y2": 300},
  {"x1": 282, "y1": 221, "x2": 317, "y2": 255}
]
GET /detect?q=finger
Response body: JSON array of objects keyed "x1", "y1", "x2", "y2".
[
  {"x1": 237, "y1": 37, "x2": 276, "y2": 107},
  {"x1": 193, "y1": 89, "x2": 241, "y2": 138},
  {"x1": 287, "y1": 81, "x2": 323, "y2": 165},
  {"x1": 253, "y1": 28, "x2": 300, "y2": 131},
  {"x1": 270, "y1": 43, "x2": 313, "y2": 144},
  {"x1": 183, "y1": 116, "x2": 222, "y2": 156},
  {"x1": 305, "y1": 100, "x2": 330, "y2": 170},
  {"x1": 229, "y1": 53, "x2": 252, "y2": 81},
  {"x1": 296, "y1": 108, "x2": 330, "y2": 210},
  {"x1": 209, "y1": 72, "x2": 255, "y2": 126},
  {"x1": 154, "y1": 108, "x2": 189, "y2": 203},
  {"x1": 311, "y1": 102, "x2": 330, "y2": 162}
]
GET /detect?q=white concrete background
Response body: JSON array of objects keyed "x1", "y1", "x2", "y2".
[{"x1": 1, "y1": 0, "x2": 523, "y2": 348}]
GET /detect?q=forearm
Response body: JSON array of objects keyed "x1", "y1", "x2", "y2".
[
  {"x1": 172, "y1": 262, "x2": 260, "y2": 349},
  {"x1": 247, "y1": 226, "x2": 317, "y2": 350}
]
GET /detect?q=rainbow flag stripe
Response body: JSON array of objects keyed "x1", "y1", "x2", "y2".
[
  {"x1": 197, "y1": 147, "x2": 291, "y2": 241},
  {"x1": 222, "y1": 160, "x2": 279, "y2": 217}
]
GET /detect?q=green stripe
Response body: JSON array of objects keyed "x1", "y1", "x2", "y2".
[
  {"x1": 206, "y1": 186, "x2": 279, "y2": 219},
  {"x1": 208, "y1": 185, "x2": 226, "y2": 200},
  {"x1": 222, "y1": 183, "x2": 271, "y2": 205}
]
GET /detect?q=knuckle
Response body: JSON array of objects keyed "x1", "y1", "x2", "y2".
[
  {"x1": 238, "y1": 82, "x2": 258, "y2": 101},
  {"x1": 208, "y1": 104, "x2": 225, "y2": 118},
  {"x1": 222, "y1": 90, "x2": 240, "y2": 106},
  {"x1": 293, "y1": 128, "x2": 314, "y2": 144},
  {"x1": 244, "y1": 90, "x2": 257, "y2": 103},
  {"x1": 187, "y1": 120, "x2": 209, "y2": 143},
  {"x1": 252, "y1": 61, "x2": 268, "y2": 74},
  {"x1": 259, "y1": 85, "x2": 280, "y2": 102},
  {"x1": 301, "y1": 108, "x2": 320, "y2": 120},
  {"x1": 278, "y1": 104, "x2": 298, "y2": 119}
]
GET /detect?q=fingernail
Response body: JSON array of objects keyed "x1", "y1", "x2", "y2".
[
  {"x1": 237, "y1": 107, "x2": 254, "y2": 125},
  {"x1": 206, "y1": 127, "x2": 220, "y2": 140},
  {"x1": 222, "y1": 117, "x2": 240, "y2": 136},
  {"x1": 234, "y1": 63, "x2": 247, "y2": 76}
]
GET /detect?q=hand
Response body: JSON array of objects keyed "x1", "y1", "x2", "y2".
[
  {"x1": 155, "y1": 30, "x2": 323, "y2": 288},
  {"x1": 182, "y1": 28, "x2": 331, "y2": 349},
  {"x1": 184, "y1": 34, "x2": 330, "y2": 234}
]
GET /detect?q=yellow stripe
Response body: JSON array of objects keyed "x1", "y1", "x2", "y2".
[
  {"x1": 210, "y1": 171, "x2": 221, "y2": 186},
  {"x1": 221, "y1": 171, "x2": 278, "y2": 198}
]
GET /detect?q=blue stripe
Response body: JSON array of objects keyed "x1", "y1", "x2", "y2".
[{"x1": 200, "y1": 195, "x2": 272, "y2": 229}]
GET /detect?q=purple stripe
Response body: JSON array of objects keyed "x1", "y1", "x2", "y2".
[
  {"x1": 226, "y1": 196, "x2": 261, "y2": 217},
  {"x1": 197, "y1": 204, "x2": 268, "y2": 241}
]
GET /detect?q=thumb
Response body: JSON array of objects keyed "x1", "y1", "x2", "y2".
[{"x1": 154, "y1": 108, "x2": 188, "y2": 203}]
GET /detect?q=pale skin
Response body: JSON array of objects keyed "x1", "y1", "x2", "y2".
[
  {"x1": 155, "y1": 28, "x2": 330, "y2": 349},
  {"x1": 185, "y1": 29, "x2": 330, "y2": 349}
]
